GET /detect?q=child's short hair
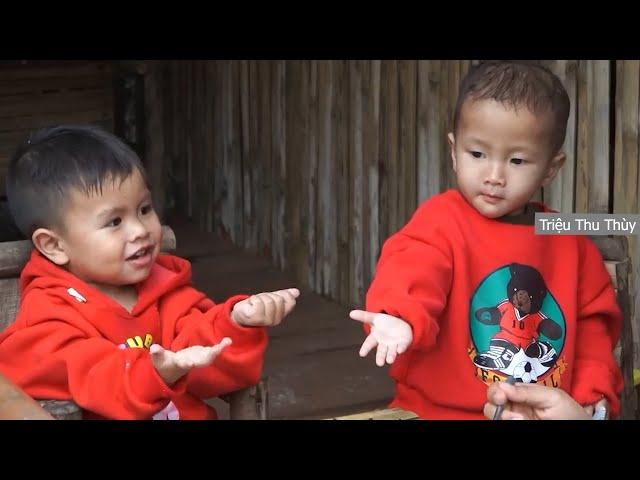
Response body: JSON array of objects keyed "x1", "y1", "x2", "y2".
[
  {"x1": 6, "y1": 124, "x2": 148, "y2": 237},
  {"x1": 453, "y1": 61, "x2": 571, "y2": 151}
]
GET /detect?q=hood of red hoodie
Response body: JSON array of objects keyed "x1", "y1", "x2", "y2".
[{"x1": 20, "y1": 250, "x2": 194, "y2": 317}]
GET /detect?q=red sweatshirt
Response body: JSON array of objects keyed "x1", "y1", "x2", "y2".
[
  {"x1": 0, "y1": 251, "x2": 267, "y2": 420},
  {"x1": 366, "y1": 189, "x2": 623, "y2": 419}
]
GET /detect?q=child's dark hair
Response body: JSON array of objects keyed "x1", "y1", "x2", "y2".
[
  {"x1": 6, "y1": 124, "x2": 148, "y2": 237},
  {"x1": 453, "y1": 61, "x2": 571, "y2": 151}
]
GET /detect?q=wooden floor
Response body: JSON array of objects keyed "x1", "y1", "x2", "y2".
[{"x1": 169, "y1": 219, "x2": 395, "y2": 419}]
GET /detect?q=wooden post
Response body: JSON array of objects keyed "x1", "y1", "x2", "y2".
[{"x1": 144, "y1": 61, "x2": 166, "y2": 221}]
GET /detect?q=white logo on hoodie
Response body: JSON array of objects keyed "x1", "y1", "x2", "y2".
[{"x1": 67, "y1": 287, "x2": 87, "y2": 303}]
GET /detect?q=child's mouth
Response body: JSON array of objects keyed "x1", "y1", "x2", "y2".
[
  {"x1": 126, "y1": 246, "x2": 153, "y2": 266},
  {"x1": 480, "y1": 193, "x2": 503, "y2": 204}
]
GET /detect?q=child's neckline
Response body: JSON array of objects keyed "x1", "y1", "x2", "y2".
[{"x1": 496, "y1": 202, "x2": 544, "y2": 226}]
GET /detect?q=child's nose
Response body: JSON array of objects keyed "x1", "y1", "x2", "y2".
[
  {"x1": 129, "y1": 219, "x2": 149, "y2": 241},
  {"x1": 485, "y1": 160, "x2": 506, "y2": 186}
]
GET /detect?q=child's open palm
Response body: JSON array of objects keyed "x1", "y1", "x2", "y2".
[
  {"x1": 350, "y1": 310, "x2": 413, "y2": 366},
  {"x1": 150, "y1": 337, "x2": 232, "y2": 385}
]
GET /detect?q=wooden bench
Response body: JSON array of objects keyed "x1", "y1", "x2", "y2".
[
  {"x1": 329, "y1": 235, "x2": 637, "y2": 420},
  {"x1": 0, "y1": 225, "x2": 268, "y2": 420},
  {"x1": 331, "y1": 408, "x2": 419, "y2": 420}
]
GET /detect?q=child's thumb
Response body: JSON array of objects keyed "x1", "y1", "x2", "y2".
[{"x1": 149, "y1": 344, "x2": 164, "y2": 356}]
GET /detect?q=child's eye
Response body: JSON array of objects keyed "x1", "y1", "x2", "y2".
[
  {"x1": 140, "y1": 204, "x2": 153, "y2": 215},
  {"x1": 510, "y1": 158, "x2": 525, "y2": 165},
  {"x1": 106, "y1": 217, "x2": 122, "y2": 228},
  {"x1": 470, "y1": 151, "x2": 483, "y2": 158}
]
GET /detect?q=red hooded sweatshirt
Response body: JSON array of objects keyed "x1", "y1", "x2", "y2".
[
  {"x1": 0, "y1": 251, "x2": 267, "y2": 420},
  {"x1": 366, "y1": 189, "x2": 623, "y2": 419}
]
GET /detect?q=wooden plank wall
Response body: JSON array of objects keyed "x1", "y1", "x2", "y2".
[
  {"x1": 154, "y1": 60, "x2": 470, "y2": 307},
  {"x1": 0, "y1": 61, "x2": 114, "y2": 196},
  {"x1": 150, "y1": 61, "x2": 636, "y2": 363},
  {"x1": 613, "y1": 60, "x2": 640, "y2": 366}
]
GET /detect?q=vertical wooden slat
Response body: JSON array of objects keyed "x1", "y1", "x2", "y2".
[
  {"x1": 192, "y1": 61, "x2": 202, "y2": 228},
  {"x1": 205, "y1": 61, "x2": 218, "y2": 235},
  {"x1": 613, "y1": 60, "x2": 639, "y2": 214},
  {"x1": 246, "y1": 60, "x2": 260, "y2": 252},
  {"x1": 196, "y1": 61, "x2": 208, "y2": 230},
  {"x1": 230, "y1": 61, "x2": 244, "y2": 245},
  {"x1": 450, "y1": 61, "x2": 463, "y2": 194},
  {"x1": 219, "y1": 61, "x2": 237, "y2": 241},
  {"x1": 307, "y1": 60, "x2": 319, "y2": 290},
  {"x1": 258, "y1": 61, "x2": 272, "y2": 258},
  {"x1": 349, "y1": 60, "x2": 364, "y2": 305},
  {"x1": 335, "y1": 60, "x2": 349, "y2": 304},
  {"x1": 299, "y1": 60, "x2": 311, "y2": 287},
  {"x1": 398, "y1": 60, "x2": 417, "y2": 225},
  {"x1": 159, "y1": 62, "x2": 173, "y2": 221},
  {"x1": 378, "y1": 61, "x2": 391, "y2": 247},
  {"x1": 418, "y1": 60, "x2": 443, "y2": 204},
  {"x1": 185, "y1": 61, "x2": 194, "y2": 219},
  {"x1": 364, "y1": 60, "x2": 381, "y2": 290},
  {"x1": 287, "y1": 60, "x2": 309, "y2": 286},
  {"x1": 143, "y1": 62, "x2": 165, "y2": 221},
  {"x1": 385, "y1": 61, "x2": 399, "y2": 236},
  {"x1": 271, "y1": 60, "x2": 286, "y2": 270},
  {"x1": 543, "y1": 60, "x2": 578, "y2": 212},
  {"x1": 171, "y1": 61, "x2": 185, "y2": 215},
  {"x1": 576, "y1": 60, "x2": 610, "y2": 213},
  {"x1": 437, "y1": 60, "x2": 452, "y2": 192},
  {"x1": 316, "y1": 61, "x2": 335, "y2": 296},
  {"x1": 240, "y1": 60, "x2": 255, "y2": 248}
]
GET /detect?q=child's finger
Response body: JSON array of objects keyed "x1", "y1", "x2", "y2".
[
  {"x1": 234, "y1": 298, "x2": 255, "y2": 320},
  {"x1": 397, "y1": 342, "x2": 409, "y2": 355},
  {"x1": 359, "y1": 334, "x2": 378, "y2": 357},
  {"x1": 288, "y1": 288, "x2": 301, "y2": 298},
  {"x1": 243, "y1": 296, "x2": 264, "y2": 323},
  {"x1": 272, "y1": 288, "x2": 300, "y2": 299},
  {"x1": 349, "y1": 310, "x2": 377, "y2": 325},
  {"x1": 264, "y1": 292, "x2": 285, "y2": 325},
  {"x1": 274, "y1": 290, "x2": 298, "y2": 315},
  {"x1": 376, "y1": 343, "x2": 388, "y2": 367},
  {"x1": 386, "y1": 346, "x2": 398, "y2": 365},
  {"x1": 258, "y1": 293, "x2": 277, "y2": 325},
  {"x1": 208, "y1": 338, "x2": 232, "y2": 359}
]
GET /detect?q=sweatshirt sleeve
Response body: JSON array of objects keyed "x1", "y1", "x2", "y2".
[
  {"x1": 0, "y1": 292, "x2": 184, "y2": 420},
  {"x1": 365, "y1": 198, "x2": 454, "y2": 352},
  {"x1": 570, "y1": 238, "x2": 624, "y2": 417},
  {"x1": 160, "y1": 289, "x2": 268, "y2": 399}
]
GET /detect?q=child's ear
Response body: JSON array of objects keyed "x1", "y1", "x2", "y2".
[
  {"x1": 32, "y1": 228, "x2": 69, "y2": 266},
  {"x1": 541, "y1": 151, "x2": 566, "y2": 187},
  {"x1": 448, "y1": 132, "x2": 458, "y2": 172}
]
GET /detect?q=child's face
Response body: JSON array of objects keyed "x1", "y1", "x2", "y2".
[
  {"x1": 448, "y1": 99, "x2": 565, "y2": 218},
  {"x1": 56, "y1": 169, "x2": 162, "y2": 287}
]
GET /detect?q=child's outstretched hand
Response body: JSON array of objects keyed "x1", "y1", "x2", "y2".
[
  {"x1": 231, "y1": 288, "x2": 300, "y2": 327},
  {"x1": 150, "y1": 337, "x2": 232, "y2": 385},
  {"x1": 350, "y1": 310, "x2": 413, "y2": 367}
]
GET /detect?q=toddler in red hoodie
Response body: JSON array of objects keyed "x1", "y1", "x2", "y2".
[
  {"x1": 351, "y1": 61, "x2": 623, "y2": 419},
  {"x1": 0, "y1": 124, "x2": 299, "y2": 419}
]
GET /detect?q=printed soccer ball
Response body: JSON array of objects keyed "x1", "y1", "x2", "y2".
[{"x1": 513, "y1": 361, "x2": 538, "y2": 383}]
